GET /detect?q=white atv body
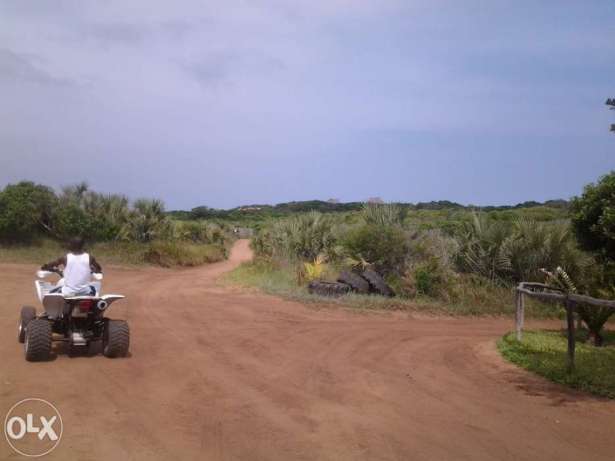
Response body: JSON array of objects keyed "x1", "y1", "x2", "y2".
[{"x1": 18, "y1": 271, "x2": 130, "y2": 361}]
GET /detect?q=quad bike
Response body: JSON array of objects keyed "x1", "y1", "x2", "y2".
[{"x1": 18, "y1": 269, "x2": 129, "y2": 361}]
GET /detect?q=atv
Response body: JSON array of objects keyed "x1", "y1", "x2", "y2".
[{"x1": 18, "y1": 269, "x2": 129, "y2": 361}]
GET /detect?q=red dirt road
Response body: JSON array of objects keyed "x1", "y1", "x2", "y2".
[{"x1": 1, "y1": 240, "x2": 614, "y2": 460}]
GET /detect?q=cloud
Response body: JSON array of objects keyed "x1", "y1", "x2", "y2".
[
  {"x1": 0, "y1": 1, "x2": 613, "y2": 208},
  {"x1": 0, "y1": 49, "x2": 73, "y2": 86}
]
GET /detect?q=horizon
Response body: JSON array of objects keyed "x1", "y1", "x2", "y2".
[{"x1": 1, "y1": 2, "x2": 614, "y2": 209}]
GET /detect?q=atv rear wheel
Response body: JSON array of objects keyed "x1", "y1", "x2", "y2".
[
  {"x1": 103, "y1": 320, "x2": 130, "y2": 358},
  {"x1": 18, "y1": 305, "x2": 36, "y2": 343},
  {"x1": 25, "y1": 319, "x2": 52, "y2": 362}
]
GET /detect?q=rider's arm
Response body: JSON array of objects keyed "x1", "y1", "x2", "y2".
[
  {"x1": 41, "y1": 256, "x2": 67, "y2": 271},
  {"x1": 90, "y1": 255, "x2": 102, "y2": 274}
]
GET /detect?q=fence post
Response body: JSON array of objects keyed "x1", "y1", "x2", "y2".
[
  {"x1": 515, "y1": 288, "x2": 524, "y2": 341},
  {"x1": 565, "y1": 299, "x2": 576, "y2": 373}
]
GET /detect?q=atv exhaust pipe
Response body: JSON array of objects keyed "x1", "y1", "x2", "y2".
[{"x1": 97, "y1": 300, "x2": 109, "y2": 311}]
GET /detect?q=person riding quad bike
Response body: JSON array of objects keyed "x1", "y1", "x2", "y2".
[
  {"x1": 18, "y1": 236, "x2": 129, "y2": 361},
  {"x1": 42, "y1": 237, "x2": 103, "y2": 296}
]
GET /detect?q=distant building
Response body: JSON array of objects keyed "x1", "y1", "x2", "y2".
[
  {"x1": 327, "y1": 198, "x2": 340, "y2": 204},
  {"x1": 366, "y1": 197, "x2": 384, "y2": 204}
]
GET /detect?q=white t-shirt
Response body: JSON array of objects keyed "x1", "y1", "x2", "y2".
[{"x1": 61, "y1": 252, "x2": 91, "y2": 296}]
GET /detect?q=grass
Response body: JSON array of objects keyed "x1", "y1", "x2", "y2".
[
  {"x1": 0, "y1": 239, "x2": 227, "y2": 267},
  {"x1": 225, "y1": 260, "x2": 563, "y2": 317},
  {"x1": 498, "y1": 330, "x2": 615, "y2": 398}
]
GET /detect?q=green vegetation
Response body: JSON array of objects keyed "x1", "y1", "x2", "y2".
[
  {"x1": 228, "y1": 175, "x2": 615, "y2": 345},
  {"x1": 0, "y1": 238, "x2": 226, "y2": 267},
  {"x1": 169, "y1": 198, "x2": 569, "y2": 229},
  {"x1": 241, "y1": 203, "x2": 590, "y2": 316},
  {"x1": 0, "y1": 181, "x2": 233, "y2": 267},
  {"x1": 566, "y1": 171, "x2": 615, "y2": 344},
  {"x1": 226, "y1": 260, "x2": 562, "y2": 317},
  {"x1": 571, "y1": 171, "x2": 615, "y2": 260},
  {"x1": 498, "y1": 330, "x2": 615, "y2": 398}
]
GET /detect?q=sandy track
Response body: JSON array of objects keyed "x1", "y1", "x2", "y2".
[{"x1": 1, "y1": 239, "x2": 614, "y2": 460}]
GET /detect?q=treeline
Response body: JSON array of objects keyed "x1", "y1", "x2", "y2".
[
  {"x1": 0, "y1": 181, "x2": 230, "y2": 247},
  {"x1": 169, "y1": 198, "x2": 569, "y2": 221}
]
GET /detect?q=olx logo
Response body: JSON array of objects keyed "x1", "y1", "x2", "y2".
[{"x1": 4, "y1": 398, "x2": 63, "y2": 457}]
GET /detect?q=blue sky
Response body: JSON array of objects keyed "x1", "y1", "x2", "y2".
[{"x1": 0, "y1": 1, "x2": 613, "y2": 209}]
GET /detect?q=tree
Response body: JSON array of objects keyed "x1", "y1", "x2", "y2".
[
  {"x1": 570, "y1": 172, "x2": 615, "y2": 345},
  {"x1": 570, "y1": 171, "x2": 615, "y2": 261},
  {"x1": 0, "y1": 181, "x2": 57, "y2": 242}
]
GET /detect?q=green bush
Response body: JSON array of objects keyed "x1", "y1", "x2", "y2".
[
  {"x1": 252, "y1": 212, "x2": 338, "y2": 262},
  {"x1": 392, "y1": 229, "x2": 459, "y2": 300},
  {"x1": 119, "y1": 199, "x2": 171, "y2": 243},
  {"x1": 456, "y1": 213, "x2": 590, "y2": 284},
  {"x1": 0, "y1": 181, "x2": 56, "y2": 242},
  {"x1": 502, "y1": 219, "x2": 591, "y2": 283},
  {"x1": 571, "y1": 171, "x2": 615, "y2": 260},
  {"x1": 342, "y1": 223, "x2": 408, "y2": 275},
  {"x1": 455, "y1": 213, "x2": 512, "y2": 283},
  {"x1": 53, "y1": 183, "x2": 131, "y2": 241}
]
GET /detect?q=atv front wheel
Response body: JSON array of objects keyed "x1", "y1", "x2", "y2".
[
  {"x1": 25, "y1": 319, "x2": 52, "y2": 362},
  {"x1": 18, "y1": 306, "x2": 36, "y2": 343},
  {"x1": 103, "y1": 320, "x2": 130, "y2": 358}
]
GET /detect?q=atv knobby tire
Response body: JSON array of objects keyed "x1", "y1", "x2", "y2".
[
  {"x1": 337, "y1": 271, "x2": 370, "y2": 294},
  {"x1": 308, "y1": 281, "x2": 351, "y2": 297},
  {"x1": 103, "y1": 320, "x2": 130, "y2": 358},
  {"x1": 25, "y1": 319, "x2": 52, "y2": 361},
  {"x1": 362, "y1": 270, "x2": 395, "y2": 297},
  {"x1": 18, "y1": 305, "x2": 36, "y2": 343}
]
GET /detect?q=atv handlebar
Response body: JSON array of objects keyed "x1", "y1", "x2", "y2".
[{"x1": 37, "y1": 268, "x2": 63, "y2": 278}]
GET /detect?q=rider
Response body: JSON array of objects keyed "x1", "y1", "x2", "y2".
[{"x1": 41, "y1": 237, "x2": 103, "y2": 296}]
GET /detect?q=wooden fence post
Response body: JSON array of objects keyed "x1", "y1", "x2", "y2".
[
  {"x1": 515, "y1": 289, "x2": 524, "y2": 341},
  {"x1": 565, "y1": 299, "x2": 576, "y2": 373}
]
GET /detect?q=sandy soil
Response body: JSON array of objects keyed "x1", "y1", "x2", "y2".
[{"x1": 1, "y1": 239, "x2": 614, "y2": 460}]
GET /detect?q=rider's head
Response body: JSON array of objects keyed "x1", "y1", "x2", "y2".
[{"x1": 68, "y1": 236, "x2": 85, "y2": 253}]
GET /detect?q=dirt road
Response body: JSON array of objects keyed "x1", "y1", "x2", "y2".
[{"x1": 1, "y1": 240, "x2": 614, "y2": 460}]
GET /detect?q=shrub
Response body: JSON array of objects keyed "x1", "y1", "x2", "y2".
[
  {"x1": 52, "y1": 183, "x2": 131, "y2": 241},
  {"x1": 120, "y1": 199, "x2": 171, "y2": 243},
  {"x1": 569, "y1": 172, "x2": 615, "y2": 344},
  {"x1": 571, "y1": 171, "x2": 615, "y2": 260},
  {"x1": 342, "y1": 223, "x2": 408, "y2": 275},
  {"x1": 456, "y1": 213, "x2": 591, "y2": 284},
  {"x1": 252, "y1": 212, "x2": 337, "y2": 263},
  {"x1": 0, "y1": 181, "x2": 56, "y2": 242},
  {"x1": 502, "y1": 219, "x2": 591, "y2": 283},
  {"x1": 397, "y1": 229, "x2": 459, "y2": 300},
  {"x1": 455, "y1": 213, "x2": 512, "y2": 283}
]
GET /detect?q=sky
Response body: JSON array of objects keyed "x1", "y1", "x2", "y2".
[{"x1": 0, "y1": 0, "x2": 614, "y2": 210}]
